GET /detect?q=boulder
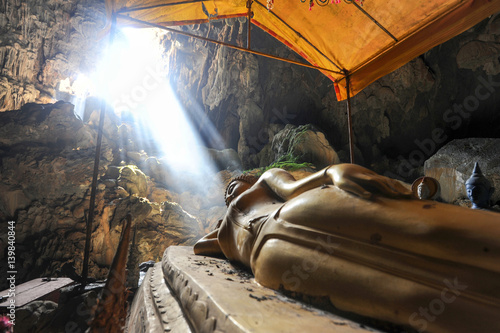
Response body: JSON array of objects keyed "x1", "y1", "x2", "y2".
[
  {"x1": 424, "y1": 138, "x2": 500, "y2": 205},
  {"x1": 117, "y1": 165, "x2": 148, "y2": 198},
  {"x1": 0, "y1": 184, "x2": 31, "y2": 217},
  {"x1": 139, "y1": 156, "x2": 173, "y2": 187},
  {"x1": 15, "y1": 300, "x2": 58, "y2": 333},
  {"x1": 259, "y1": 124, "x2": 340, "y2": 169},
  {"x1": 48, "y1": 288, "x2": 99, "y2": 332}
]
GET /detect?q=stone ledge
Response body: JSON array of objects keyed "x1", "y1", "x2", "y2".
[
  {"x1": 160, "y1": 246, "x2": 382, "y2": 333},
  {"x1": 127, "y1": 262, "x2": 192, "y2": 333}
]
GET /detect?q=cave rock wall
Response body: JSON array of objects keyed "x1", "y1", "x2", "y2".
[
  {"x1": 165, "y1": 14, "x2": 500, "y2": 180},
  {"x1": 0, "y1": 0, "x2": 106, "y2": 111}
]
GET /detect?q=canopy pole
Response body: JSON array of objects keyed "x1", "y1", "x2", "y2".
[
  {"x1": 247, "y1": 0, "x2": 252, "y2": 49},
  {"x1": 255, "y1": 1, "x2": 343, "y2": 72},
  {"x1": 81, "y1": 13, "x2": 117, "y2": 287},
  {"x1": 345, "y1": 71, "x2": 355, "y2": 164},
  {"x1": 117, "y1": 0, "x2": 206, "y2": 14},
  {"x1": 116, "y1": 14, "x2": 343, "y2": 76},
  {"x1": 350, "y1": 1, "x2": 397, "y2": 42}
]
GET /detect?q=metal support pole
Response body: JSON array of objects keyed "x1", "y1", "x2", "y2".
[
  {"x1": 81, "y1": 14, "x2": 117, "y2": 286},
  {"x1": 345, "y1": 72, "x2": 355, "y2": 164},
  {"x1": 116, "y1": 14, "x2": 343, "y2": 76},
  {"x1": 247, "y1": 0, "x2": 252, "y2": 49}
]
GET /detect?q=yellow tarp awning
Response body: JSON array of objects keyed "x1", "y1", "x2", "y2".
[{"x1": 106, "y1": 0, "x2": 500, "y2": 101}]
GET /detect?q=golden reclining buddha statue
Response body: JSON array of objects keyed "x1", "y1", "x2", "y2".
[{"x1": 194, "y1": 164, "x2": 500, "y2": 333}]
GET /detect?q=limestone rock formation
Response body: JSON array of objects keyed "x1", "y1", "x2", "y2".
[
  {"x1": 0, "y1": 0, "x2": 107, "y2": 111},
  {"x1": 165, "y1": 14, "x2": 500, "y2": 176},
  {"x1": 23, "y1": 287, "x2": 99, "y2": 333},
  {"x1": 0, "y1": 102, "x2": 228, "y2": 290},
  {"x1": 116, "y1": 165, "x2": 148, "y2": 198},
  {"x1": 15, "y1": 300, "x2": 58, "y2": 332},
  {"x1": 258, "y1": 124, "x2": 340, "y2": 169},
  {"x1": 166, "y1": 21, "x2": 330, "y2": 168},
  {"x1": 0, "y1": 101, "x2": 113, "y2": 217},
  {"x1": 424, "y1": 138, "x2": 500, "y2": 205}
]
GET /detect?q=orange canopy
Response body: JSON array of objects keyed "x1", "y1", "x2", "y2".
[{"x1": 106, "y1": 0, "x2": 500, "y2": 101}]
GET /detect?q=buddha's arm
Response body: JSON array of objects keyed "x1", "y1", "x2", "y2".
[
  {"x1": 259, "y1": 164, "x2": 412, "y2": 201},
  {"x1": 259, "y1": 167, "x2": 332, "y2": 200},
  {"x1": 325, "y1": 164, "x2": 412, "y2": 199}
]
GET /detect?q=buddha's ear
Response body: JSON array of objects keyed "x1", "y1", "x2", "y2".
[{"x1": 193, "y1": 230, "x2": 223, "y2": 256}]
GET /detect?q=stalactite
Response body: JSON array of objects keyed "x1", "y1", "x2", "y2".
[{"x1": 0, "y1": 0, "x2": 106, "y2": 112}]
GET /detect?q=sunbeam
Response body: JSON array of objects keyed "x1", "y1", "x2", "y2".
[{"x1": 72, "y1": 26, "x2": 226, "y2": 195}]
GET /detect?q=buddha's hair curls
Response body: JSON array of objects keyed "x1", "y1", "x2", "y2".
[{"x1": 224, "y1": 174, "x2": 259, "y2": 206}]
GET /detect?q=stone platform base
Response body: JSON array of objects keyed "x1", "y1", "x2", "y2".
[{"x1": 127, "y1": 246, "x2": 384, "y2": 333}]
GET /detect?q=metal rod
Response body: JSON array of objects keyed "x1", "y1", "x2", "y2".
[
  {"x1": 247, "y1": 0, "x2": 252, "y2": 49},
  {"x1": 345, "y1": 71, "x2": 355, "y2": 164},
  {"x1": 81, "y1": 13, "x2": 117, "y2": 287},
  {"x1": 117, "y1": 0, "x2": 205, "y2": 14},
  {"x1": 81, "y1": 104, "x2": 106, "y2": 286},
  {"x1": 351, "y1": 1, "x2": 398, "y2": 42},
  {"x1": 253, "y1": 0, "x2": 343, "y2": 71},
  {"x1": 117, "y1": 14, "x2": 344, "y2": 75}
]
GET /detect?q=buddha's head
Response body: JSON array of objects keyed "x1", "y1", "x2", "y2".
[
  {"x1": 225, "y1": 174, "x2": 258, "y2": 206},
  {"x1": 465, "y1": 162, "x2": 494, "y2": 209},
  {"x1": 412, "y1": 176, "x2": 438, "y2": 200},
  {"x1": 417, "y1": 180, "x2": 431, "y2": 200}
]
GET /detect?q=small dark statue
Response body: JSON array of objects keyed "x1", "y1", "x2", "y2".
[{"x1": 466, "y1": 162, "x2": 494, "y2": 209}]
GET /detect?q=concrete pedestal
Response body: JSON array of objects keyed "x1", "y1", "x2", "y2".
[{"x1": 128, "y1": 246, "x2": 384, "y2": 333}]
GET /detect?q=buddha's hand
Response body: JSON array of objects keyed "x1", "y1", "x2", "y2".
[{"x1": 327, "y1": 164, "x2": 413, "y2": 199}]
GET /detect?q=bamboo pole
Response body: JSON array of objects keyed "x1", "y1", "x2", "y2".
[
  {"x1": 81, "y1": 14, "x2": 117, "y2": 287},
  {"x1": 345, "y1": 72, "x2": 355, "y2": 164}
]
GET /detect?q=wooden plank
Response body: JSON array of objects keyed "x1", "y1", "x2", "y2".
[{"x1": 0, "y1": 278, "x2": 74, "y2": 308}]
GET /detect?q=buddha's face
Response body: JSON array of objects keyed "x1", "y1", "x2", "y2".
[
  {"x1": 417, "y1": 182, "x2": 430, "y2": 199},
  {"x1": 466, "y1": 184, "x2": 490, "y2": 208},
  {"x1": 225, "y1": 180, "x2": 252, "y2": 206}
]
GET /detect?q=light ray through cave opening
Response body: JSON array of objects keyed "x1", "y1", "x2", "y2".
[{"x1": 70, "y1": 27, "x2": 226, "y2": 196}]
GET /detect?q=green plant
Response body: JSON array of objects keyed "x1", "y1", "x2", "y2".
[{"x1": 245, "y1": 154, "x2": 315, "y2": 176}]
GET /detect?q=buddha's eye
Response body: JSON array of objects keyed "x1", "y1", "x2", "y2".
[{"x1": 227, "y1": 183, "x2": 236, "y2": 196}]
